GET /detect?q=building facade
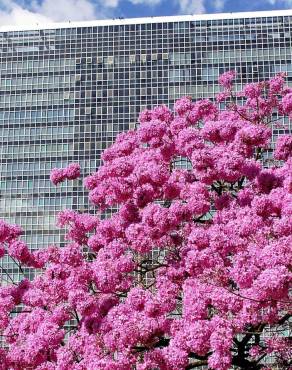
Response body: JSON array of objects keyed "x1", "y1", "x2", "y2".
[{"x1": 0, "y1": 10, "x2": 292, "y2": 285}]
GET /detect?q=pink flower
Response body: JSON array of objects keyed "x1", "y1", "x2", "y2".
[
  {"x1": 243, "y1": 82, "x2": 262, "y2": 98},
  {"x1": 268, "y1": 73, "x2": 286, "y2": 95},
  {"x1": 265, "y1": 336, "x2": 291, "y2": 360},
  {"x1": 170, "y1": 117, "x2": 189, "y2": 135},
  {"x1": 64, "y1": 163, "x2": 81, "y2": 180},
  {"x1": 176, "y1": 128, "x2": 204, "y2": 157},
  {"x1": 138, "y1": 119, "x2": 168, "y2": 144},
  {"x1": 235, "y1": 125, "x2": 271, "y2": 148},
  {"x1": 216, "y1": 91, "x2": 230, "y2": 102},
  {"x1": 255, "y1": 169, "x2": 282, "y2": 194},
  {"x1": 249, "y1": 345, "x2": 262, "y2": 357},
  {"x1": 281, "y1": 92, "x2": 292, "y2": 116},
  {"x1": 0, "y1": 221, "x2": 22, "y2": 243},
  {"x1": 214, "y1": 193, "x2": 232, "y2": 210},
  {"x1": 202, "y1": 120, "x2": 238, "y2": 143},
  {"x1": 1, "y1": 73, "x2": 292, "y2": 370},
  {"x1": 218, "y1": 70, "x2": 236, "y2": 89},
  {"x1": 50, "y1": 163, "x2": 81, "y2": 185},
  {"x1": 0, "y1": 244, "x2": 5, "y2": 258},
  {"x1": 138, "y1": 108, "x2": 153, "y2": 124},
  {"x1": 101, "y1": 130, "x2": 139, "y2": 162},
  {"x1": 7, "y1": 240, "x2": 32, "y2": 264},
  {"x1": 50, "y1": 168, "x2": 65, "y2": 185},
  {"x1": 274, "y1": 134, "x2": 292, "y2": 160},
  {"x1": 174, "y1": 96, "x2": 192, "y2": 116},
  {"x1": 188, "y1": 99, "x2": 218, "y2": 124}
]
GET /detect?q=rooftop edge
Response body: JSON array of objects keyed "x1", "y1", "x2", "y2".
[{"x1": 0, "y1": 9, "x2": 292, "y2": 32}]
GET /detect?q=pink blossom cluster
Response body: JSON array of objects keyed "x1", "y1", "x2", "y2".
[
  {"x1": 218, "y1": 70, "x2": 236, "y2": 89},
  {"x1": 0, "y1": 73, "x2": 291, "y2": 369},
  {"x1": 50, "y1": 163, "x2": 81, "y2": 185},
  {"x1": 0, "y1": 221, "x2": 44, "y2": 268},
  {"x1": 274, "y1": 134, "x2": 292, "y2": 161},
  {"x1": 57, "y1": 210, "x2": 98, "y2": 244}
]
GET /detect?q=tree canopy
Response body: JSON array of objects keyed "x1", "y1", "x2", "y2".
[{"x1": 0, "y1": 72, "x2": 291, "y2": 369}]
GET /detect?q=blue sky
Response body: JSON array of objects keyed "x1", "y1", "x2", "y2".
[{"x1": 0, "y1": 0, "x2": 292, "y2": 26}]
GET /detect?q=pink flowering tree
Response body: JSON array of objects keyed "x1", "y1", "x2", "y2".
[{"x1": 0, "y1": 72, "x2": 291, "y2": 370}]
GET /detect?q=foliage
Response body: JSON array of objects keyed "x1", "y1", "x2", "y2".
[{"x1": 0, "y1": 72, "x2": 291, "y2": 369}]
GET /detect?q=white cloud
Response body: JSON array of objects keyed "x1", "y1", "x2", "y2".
[
  {"x1": 0, "y1": 0, "x2": 52, "y2": 26},
  {"x1": 177, "y1": 0, "x2": 206, "y2": 14},
  {"x1": 213, "y1": 0, "x2": 225, "y2": 11},
  {"x1": 103, "y1": 0, "x2": 119, "y2": 7},
  {"x1": 129, "y1": 0, "x2": 162, "y2": 4},
  {"x1": 102, "y1": 0, "x2": 163, "y2": 7},
  {"x1": 31, "y1": 0, "x2": 98, "y2": 21},
  {"x1": 266, "y1": 0, "x2": 292, "y2": 4},
  {"x1": 0, "y1": 0, "x2": 167, "y2": 26},
  {"x1": 0, "y1": 0, "x2": 115, "y2": 27}
]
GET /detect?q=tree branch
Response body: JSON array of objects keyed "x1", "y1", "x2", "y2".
[{"x1": 186, "y1": 360, "x2": 208, "y2": 369}]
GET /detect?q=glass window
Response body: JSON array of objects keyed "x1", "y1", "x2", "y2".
[{"x1": 202, "y1": 67, "x2": 220, "y2": 81}]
